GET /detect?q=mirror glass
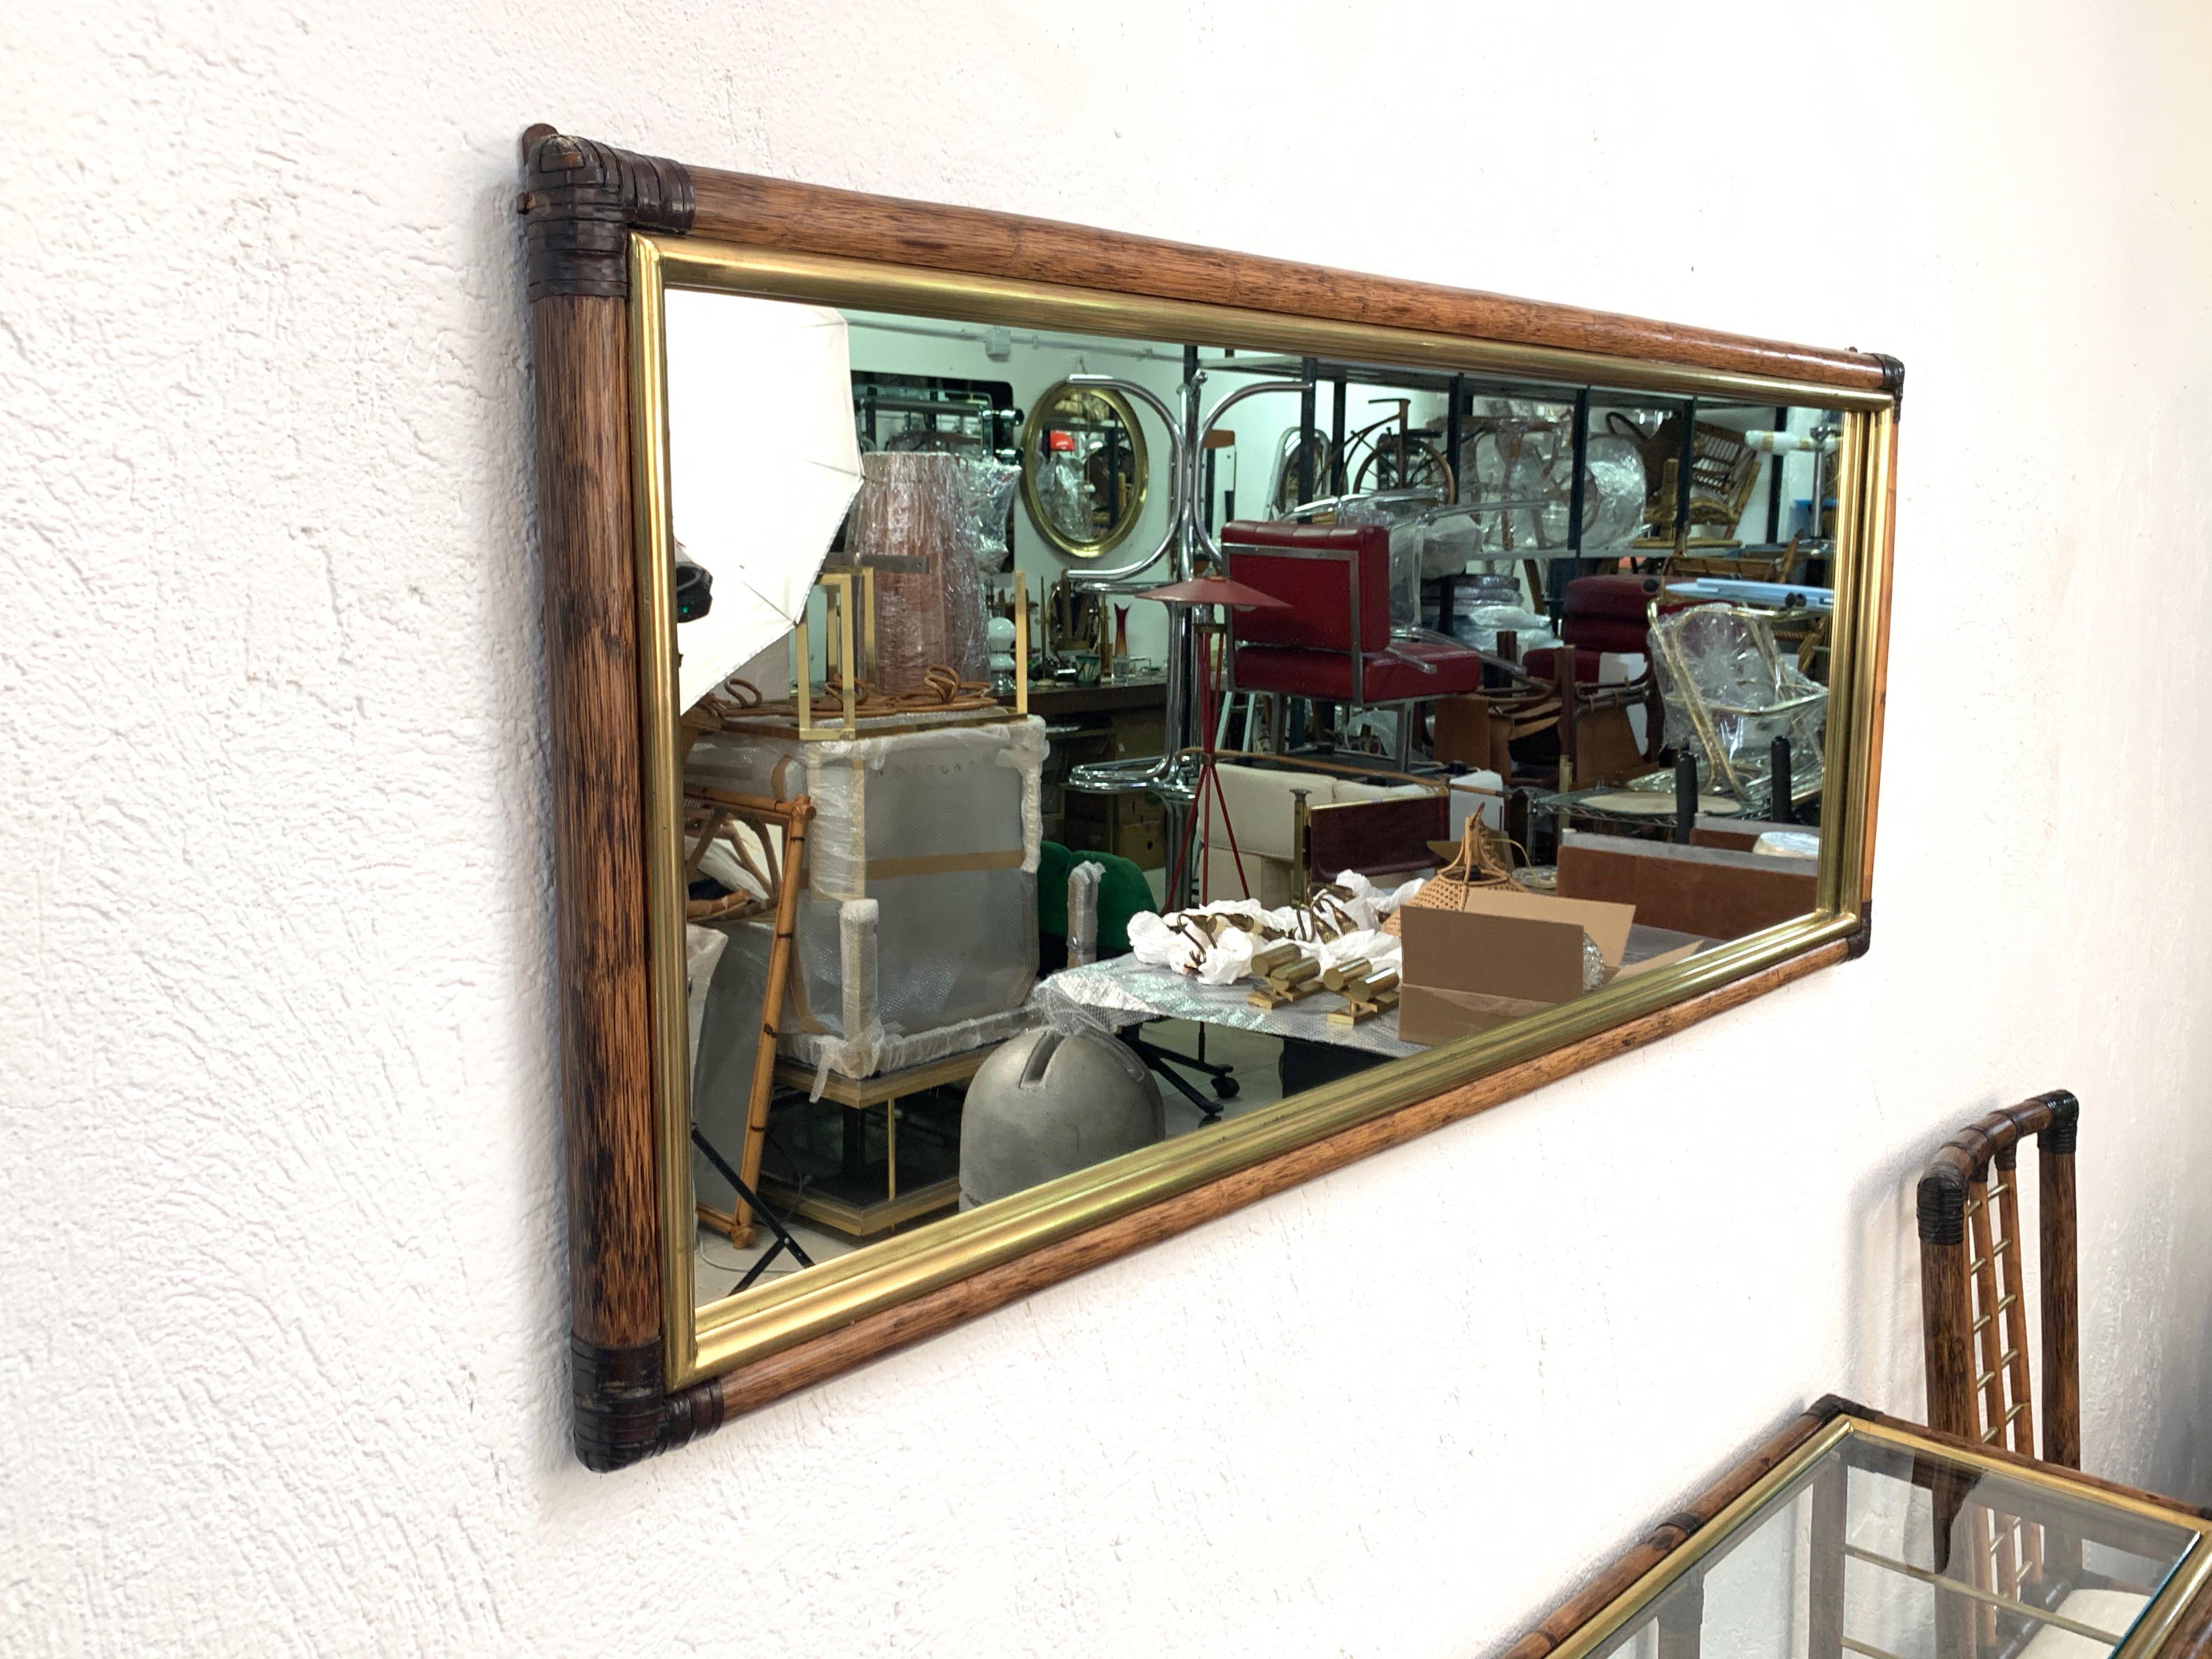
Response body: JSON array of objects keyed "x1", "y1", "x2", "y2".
[
  {"x1": 1022, "y1": 380, "x2": 1149, "y2": 557},
  {"x1": 658, "y1": 281, "x2": 1856, "y2": 1311}
]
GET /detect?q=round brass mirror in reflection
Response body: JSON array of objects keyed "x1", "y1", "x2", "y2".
[{"x1": 1020, "y1": 382, "x2": 1149, "y2": 558}]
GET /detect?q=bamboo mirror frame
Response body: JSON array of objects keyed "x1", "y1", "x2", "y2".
[
  {"x1": 520, "y1": 128, "x2": 1901, "y2": 1470},
  {"x1": 1019, "y1": 380, "x2": 1150, "y2": 558}
]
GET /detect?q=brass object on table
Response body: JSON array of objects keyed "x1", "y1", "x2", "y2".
[
  {"x1": 706, "y1": 568, "x2": 1029, "y2": 743},
  {"x1": 1327, "y1": 968, "x2": 1400, "y2": 1026}
]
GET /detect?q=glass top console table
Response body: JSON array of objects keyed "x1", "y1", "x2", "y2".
[{"x1": 1505, "y1": 1400, "x2": 2212, "y2": 1659}]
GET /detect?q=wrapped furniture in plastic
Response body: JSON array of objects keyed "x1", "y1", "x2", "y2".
[
  {"x1": 1447, "y1": 417, "x2": 1648, "y2": 556},
  {"x1": 1333, "y1": 489, "x2": 1439, "y2": 627},
  {"x1": 1649, "y1": 605, "x2": 1827, "y2": 812},
  {"x1": 950, "y1": 455, "x2": 1021, "y2": 570},
  {"x1": 687, "y1": 716, "x2": 1048, "y2": 1082},
  {"x1": 841, "y1": 452, "x2": 991, "y2": 694},
  {"x1": 689, "y1": 918, "x2": 771, "y2": 1215},
  {"x1": 1032, "y1": 452, "x2": 1090, "y2": 545}
]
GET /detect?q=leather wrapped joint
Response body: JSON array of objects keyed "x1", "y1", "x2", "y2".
[
  {"x1": 525, "y1": 132, "x2": 695, "y2": 303},
  {"x1": 2039, "y1": 1088, "x2": 2080, "y2": 1155},
  {"x1": 571, "y1": 1336, "x2": 725, "y2": 1471},
  {"x1": 571, "y1": 1336, "x2": 665, "y2": 1471},
  {"x1": 1871, "y1": 352, "x2": 1905, "y2": 410},
  {"x1": 1917, "y1": 1158, "x2": 1970, "y2": 1246},
  {"x1": 1845, "y1": 900, "x2": 1873, "y2": 960}
]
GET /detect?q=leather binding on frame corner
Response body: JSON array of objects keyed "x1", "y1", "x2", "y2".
[{"x1": 524, "y1": 132, "x2": 696, "y2": 302}]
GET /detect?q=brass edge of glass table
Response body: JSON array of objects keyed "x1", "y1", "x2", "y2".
[
  {"x1": 1544, "y1": 1414, "x2": 2212, "y2": 1659},
  {"x1": 1848, "y1": 1417, "x2": 2212, "y2": 1659}
]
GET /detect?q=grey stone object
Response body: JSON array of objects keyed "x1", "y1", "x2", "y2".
[{"x1": 958, "y1": 1028, "x2": 1167, "y2": 1211}]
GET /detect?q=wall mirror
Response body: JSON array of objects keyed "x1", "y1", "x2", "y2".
[
  {"x1": 1021, "y1": 379, "x2": 1150, "y2": 558},
  {"x1": 522, "y1": 129, "x2": 1900, "y2": 1469}
]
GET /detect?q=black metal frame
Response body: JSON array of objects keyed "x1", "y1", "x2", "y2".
[{"x1": 690, "y1": 1124, "x2": 815, "y2": 1296}]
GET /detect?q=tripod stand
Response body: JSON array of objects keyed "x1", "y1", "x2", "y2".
[{"x1": 691, "y1": 1124, "x2": 814, "y2": 1297}]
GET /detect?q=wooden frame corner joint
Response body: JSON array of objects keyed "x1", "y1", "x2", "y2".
[
  {"x1": 1807, "y1": 1392, "x2": 1858, "y2": 1424},
  {"x1": 572, "y1": 1336, "x2": 728, "y2": 1471},
  {"x1": 1871, "y1": 352, "x2": 1905, "y2": 411},
  {"x1": 523, "y1": 129, "x2": 696, "y2": 303},
  {"x1": 1844, "y1": 899, "x2": 1874, "y2": 960},
  {"x1": 571, "y1": 1335, "x2": 670, "y2": 1471}
]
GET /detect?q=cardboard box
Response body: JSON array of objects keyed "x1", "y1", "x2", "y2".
[
  {"x1": 1396, "y1": 887, "x2": 1700, "y2": 1045},
  {"x1": 1061, "y1": 812, "x2": 1165, "y2": 870},
  {"x1": 1063, "y1": 788, "x2": 1163, "y2": 827},
  {"x1": 1556, "y1": 831, "x2": 1817, "y2": 940},
  {"x1": 1060, "y1": 788, "x2": 1109, "y2": 825},
  {"x1": 1109, "y1": 713, "x2": 1166, "y2": 760}
]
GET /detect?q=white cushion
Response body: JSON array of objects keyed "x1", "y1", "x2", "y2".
[
  {"x1": 1209, "y1": 763, "x2": 1328, "y2": 861},
  {"x1": 1329, "y1": 777, "x2": 1432, "y2": 804},
  {"x1": 2016, "y1": 1587, "x2": 2150, "y2": 1659}
]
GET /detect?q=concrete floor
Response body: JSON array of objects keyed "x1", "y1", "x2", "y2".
[{"x1": 694, "y1": 1017, "x2": 1289, "y2": 1305}]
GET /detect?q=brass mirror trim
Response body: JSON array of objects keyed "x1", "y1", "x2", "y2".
[
  {"x1": 1019, "y1": 379, "x2": 1150, "y2": 558},
  {"x1": 631, "y1": 237, "x2": 1893, "y2": 414},
  {"x1": 629, "y1": 230, "x2": 1897, "y2": 1393}
]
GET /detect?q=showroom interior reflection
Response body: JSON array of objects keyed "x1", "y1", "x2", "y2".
[{"x1": 657, "y1": 285, "x2": 1844, "y2": 1306}]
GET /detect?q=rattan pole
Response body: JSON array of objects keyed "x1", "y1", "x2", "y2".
[{"x1": 731, "y1": 798, "x2": 815, "y2": 1243}]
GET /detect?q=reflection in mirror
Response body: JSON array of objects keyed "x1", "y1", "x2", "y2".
[
  {"x1": 1022, "y1": 380, "x2": 1149, "y2": 558},
  {"x1": 658, "y1": 282, "x2": 1854, "y2": 1311}
]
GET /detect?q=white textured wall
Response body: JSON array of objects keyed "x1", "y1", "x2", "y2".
[{"x1": 5, "y1": 3, "x2": 2210, "y2": 1654}]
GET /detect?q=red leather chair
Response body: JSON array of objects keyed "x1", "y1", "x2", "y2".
[
  {"x1": 1520, "y1": 646, "x2": 1604, "y2": 685},
  {"x1": 1222, "y1": 520, "x2": 1485, "y2": 707},
  {"x1": 1558, "y1": 573, "x2": 1696, "y2": 657}
]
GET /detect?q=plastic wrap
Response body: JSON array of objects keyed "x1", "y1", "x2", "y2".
[
  {"x1": 781, "y1": 1004, "x2": 1045, "y2": 1098},
  {"x1": 690, "y1": 918, "x2": 771, "y2": 1194},
  {"x1": 1416, "y1": 513, "x2": 1482, "y2": 581},
  {"x1": 1579, "y1": 435, "x2": 1649, "y2": 549},
  {"x1": 836, "y1": 897, "x2": 883, "y2": 1069},
  {"x1": 947, "y1": 454, "x2": 1020, "y2": 569},
  {"x1": 1033, "y1": 453, "x2": 1090, "y2": 543},
  {"x1": 1035, "y1": 956, "x2": 1420, "y2": 1059},
  {"x1": 687, "y1": 718, "x2": 1048, "y2": 1077},
  {"x1": 685, "y1": 924, "x2": 731, "y2": 1072},
  {"x1": 1065, "y1": 860, "x2": 1102, "y2": 967},
  {"x1": 1333, "y1": 490, "x2": 1433, "y2": 627},
  {"x1": 1649, "y1": 605, "x2": 1827, "y2": 811},
  {"x1": 1387, "y1": 525, "x2": 1424, "y2": 628},
  {"x1": 843, "y1": 452, "x2": 990, "y2": 693},
  {"x1": 1452, "y1": 602, "x2": 1559, "y2": 655},
  {"x1": 1443, "y1": 571, "x2": 1521, "y2": 644},
  {"x1": 1453, "y1": 417, "x2": 1649, "y2": 555}
]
